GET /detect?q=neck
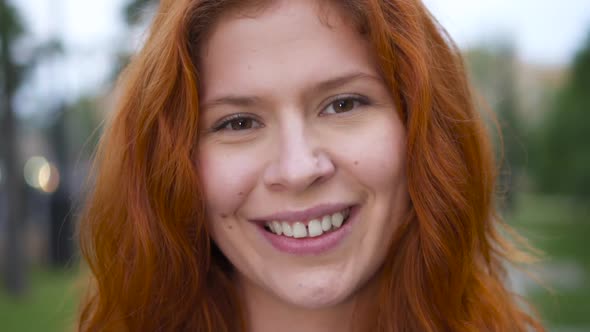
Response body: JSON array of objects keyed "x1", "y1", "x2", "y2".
[{"x1": 238, "y1": 276, "x2": 374, "y2": 332}]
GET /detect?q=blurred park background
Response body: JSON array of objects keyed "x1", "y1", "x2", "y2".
[{"x1": 0, "y1": 0, "x2": 589, "y2": 331}]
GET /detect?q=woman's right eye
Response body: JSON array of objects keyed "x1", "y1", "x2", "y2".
[{"x1": 212, "y1": 115, "x2": 263, "y2": 132}]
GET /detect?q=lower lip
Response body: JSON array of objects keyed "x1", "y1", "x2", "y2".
[{"x1": 256, "y1": 206, "x2": 360, "y2": 255}]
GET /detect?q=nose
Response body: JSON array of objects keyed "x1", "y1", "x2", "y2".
[{"x1": 263, "y1": 121, "x2": 335, "y2": 193}]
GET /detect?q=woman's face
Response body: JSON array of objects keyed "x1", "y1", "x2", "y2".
[{"x1": 198, "y1": 0, "x2": 409, "y2": 309}]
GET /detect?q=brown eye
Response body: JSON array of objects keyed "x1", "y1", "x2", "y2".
[
  {"x1": 332, "y1": 99, "x2": 356, "y2": 113},
  {"x1": 322, "y1": 95, "x2": 369, "y2": 115},
  {"x1": 230, "y1": 118, "x2": 254, "y2": 130},
  {"x1": 213, "y1": 114, "x2": 262, "y2": 132}
]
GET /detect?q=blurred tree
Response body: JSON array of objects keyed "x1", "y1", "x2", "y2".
[
  {"x1": 494, "y1": 46, "x2": 524, "y2": 211},
  {"x1": 47, "y1": 96, "x2": 102, "y2": 267},
  {"x1": 125, "y1": 0, "x2": 157, "y2": 25},
  {"x1": 464, "y1": 41, "x2": 525, "y2": 211},
  {"x1": 529, "y1": 31, "x2": 590, "y2": 198},
  {"x1": 48, "y1": 104, "x2": 73, "y2": 267},
  {"x1": 1, "y1": 0, "x2": 64, "y2": 293},
  {"x1": 0, "y1": 0, "x2": 28, "y2": 295},
  {"x1": 110, "y1": 0, "x2": 158, "y2": 80}
]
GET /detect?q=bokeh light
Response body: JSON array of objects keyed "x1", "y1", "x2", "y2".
[
  {"x1": 23, "y1": 156, "x2": 60, "y2": 193},
  {"x1": 24, "y1": 156, "x2": 48, "y2": 189},
  {"x1": 38, "y1": 163, "x2": 60, "y2": 193}
]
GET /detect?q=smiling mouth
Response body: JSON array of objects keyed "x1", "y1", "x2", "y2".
[{"x1": 262, "y1": 207, "x2": 351, "y2": 239}]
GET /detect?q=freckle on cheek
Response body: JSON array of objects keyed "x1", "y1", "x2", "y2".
[
  {"x1": 238, "y1": 192, "x2": 244, "y2": 196},
  {"x1": 228, "y1": 225, "x2": 233, "y2": 230},
  {"x1": 354, "y1": 160, "x2": 359, "y2": 165},
  {"x1": 220, "y1": 214, "x2": 228, "y2": 219}
]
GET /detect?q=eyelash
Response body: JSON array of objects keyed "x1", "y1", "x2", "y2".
[
  {"x1": 211, "y1": 113, "x2": 263, "y2": 132},
  {"x1": 211, "y1": 94, "x2": 371, "y2": 132},
  {"x1": 321, "y1": 94, "x2": 371, "y2": 116}
]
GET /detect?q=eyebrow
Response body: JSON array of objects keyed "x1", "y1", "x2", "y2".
[
  {"x1": 201, "y1": 71, "x2": 382, "y2": 110},
  {"x1": 313, "y1": 72, "x2": 382, "y2": 92},
  {"x1": 201, "y1": 95, "x2": 263, "y2": 110}
]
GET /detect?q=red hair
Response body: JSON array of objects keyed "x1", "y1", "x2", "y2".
[{"x1": 77, "y1": 0, "x2": 545, "y2": 331}]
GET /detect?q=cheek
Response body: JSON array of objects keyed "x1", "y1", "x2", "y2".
[
  {"x1": 198, "y1": 145, "x2": 261, "y2": 214},
  {"x1": 338, "y1": 117, "x2": 406, "y2": 190}
]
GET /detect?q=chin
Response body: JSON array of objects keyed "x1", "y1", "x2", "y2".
[{"x1": 271, "y1": 273, "x2": 358, "y2": 309}]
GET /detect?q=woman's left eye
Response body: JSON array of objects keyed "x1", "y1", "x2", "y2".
[{"x1": 322, "y1": 95, "x2": 370, "y2": 115}]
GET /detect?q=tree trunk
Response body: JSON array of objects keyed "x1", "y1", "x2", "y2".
[{"x1": 0, "y1": 0, "x2": 28, "y2": 295}]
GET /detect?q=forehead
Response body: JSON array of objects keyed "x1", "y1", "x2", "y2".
[{"x1": 199, "y1": 0, "x2": 379, "y2": 101}]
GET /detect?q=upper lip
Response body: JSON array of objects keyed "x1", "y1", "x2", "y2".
[{"x1": 252, "y1": 203, "x2": 353, "y2": 223}]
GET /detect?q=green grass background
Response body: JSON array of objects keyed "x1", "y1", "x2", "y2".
[
  {"x1": 0, "y1": 267, "x2": 79, "y2": 332},
  {"x1": 511, "y1": 194, "x2": 590, "y2": 330}
]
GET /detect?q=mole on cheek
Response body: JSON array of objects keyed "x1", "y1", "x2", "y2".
[
  {"x1": 354, "y1": 160, "x2": 359, "y2": 166},
  {"x1": 220, "y1": 213, "x2": 228, "y2": 219},
  {"x1": 238, "y1": 192, "x2": 244, "y2": 196}
]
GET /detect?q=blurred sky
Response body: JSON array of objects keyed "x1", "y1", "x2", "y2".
[{"x1": 11, "y1": 0, "x2": 590, "y2": 110}]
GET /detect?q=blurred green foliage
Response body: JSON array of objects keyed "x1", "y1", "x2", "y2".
[
  {"x1": 125, "y1": 0, "x2": 156, "y2": 25},
  {"x1": 447, "y1": 35, "x2": 590, "y2": 330},
  {"x1": 0, "y1": 1, "x2": 63, "y2": 92},
  {"x1": 528, "y1": 32, "x2": 590, "y2": 198},
  {"x1": 464, "y1": 41, "x2": 525, "y2": 210},
  {"x1": 0, "y1": 1, "x2": 26, "y2": 88}
]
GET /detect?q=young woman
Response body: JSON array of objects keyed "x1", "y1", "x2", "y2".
[{"x1": 77, "y1": 0, "x2": 545, "y2": 331}]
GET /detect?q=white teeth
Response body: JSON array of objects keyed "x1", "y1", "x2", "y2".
[
  {"x1": 281, "y1": 222, "x2": 293, "y2": 237},
  {"x1": 272, "y1": 221, "x2": 282, "y2": 235},
  {"x1": 266, "y1": 208, "x2": 351, "y2": 237},
  {"x1": 321, "y1": 215, "x2": 332, "y2": 231},
  {"x1": 331, "y1": 212, "x2": 344, "y2": 228},
  {"x1": 308, "y1": 220, "x2": 323, "y2": 237},
  {"x1": 292, "y1": 222, "x2": 307, "y2": 238}
]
